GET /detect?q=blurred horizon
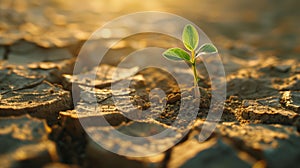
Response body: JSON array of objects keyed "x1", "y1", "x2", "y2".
[{"x1": 0, "y1": 0, "x2": 299, "y2": 60}]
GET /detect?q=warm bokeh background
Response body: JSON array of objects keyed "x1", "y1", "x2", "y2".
[{"x1": 1, "y1": 0, "x2": 299, "y2": 55}]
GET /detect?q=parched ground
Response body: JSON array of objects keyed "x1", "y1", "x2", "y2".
[{"x1": 0, "y1": 0, "x2": 300, "y2": 168}]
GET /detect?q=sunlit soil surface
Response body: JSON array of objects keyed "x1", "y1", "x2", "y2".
[{"x1": 0, "y1": 0, "x2": 300, "y2": 167}]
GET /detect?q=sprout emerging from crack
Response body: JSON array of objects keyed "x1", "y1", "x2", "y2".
[{"x1": 162, "y1": 24, "x2": 218, "y2": 87}]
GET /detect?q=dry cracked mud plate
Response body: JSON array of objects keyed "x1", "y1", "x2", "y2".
[
  {"x1": 240, "y1": 99, "x2": 299, "y2": 125},
  {"x1": 0, "y1": 115, "x2": 59, "y2": 167},
  {"x1": 26, "y1": 58, "x2": 76, "y2": 84},
  {"x1": 168, "y1": 121, "x2": 300, "y2": 168},
  {"x1": 62, "y1": 64, "x2": 141, "y2": 90},
  {"x1": 281, "y1": 91, "x2": 300, "y2": 113},
  {"x1": 7, "y1": 40, "x2": 73, "y2": 64},
  {"x1": 85, "y1": 120, "x2": 181, "y2": 168},
  {"x1": 0, "y1": 68, "x2": 72, "y2": 120}
]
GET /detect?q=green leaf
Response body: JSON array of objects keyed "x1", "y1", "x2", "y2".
[
  {"x1": 197, "y1": 43, "x2": 218, "y2": 54},
  {"x1": 182, "y1": 24, "x2": 199, "y2": 51},
  {"x1": 162, "y1": 48, "x2": 190, "y2": 61}
]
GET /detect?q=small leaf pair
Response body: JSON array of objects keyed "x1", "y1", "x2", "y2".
[
  {"x1": 162, "y1": 24, "x2": 218, "y2": 62},
  {"x1": 162, "y1": 24, "x2": 218, "y2": 86}
]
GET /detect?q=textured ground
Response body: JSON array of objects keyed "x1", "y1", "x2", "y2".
[{"x1": 0, "y1": 0, "x2": 300, "y2": 168}]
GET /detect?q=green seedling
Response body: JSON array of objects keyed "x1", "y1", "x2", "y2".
[{"x1": 162, "y1": 24, "x2": 218, "y2": 87}]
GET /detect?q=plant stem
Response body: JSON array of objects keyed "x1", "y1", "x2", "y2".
[{"x1": 191, "y1": 50, "x2": 198, "y2": 87}]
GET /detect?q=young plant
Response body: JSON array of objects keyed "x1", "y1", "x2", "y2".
[{"x1": 162, "y1": 24, "x2": 218, "y2": 87}]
